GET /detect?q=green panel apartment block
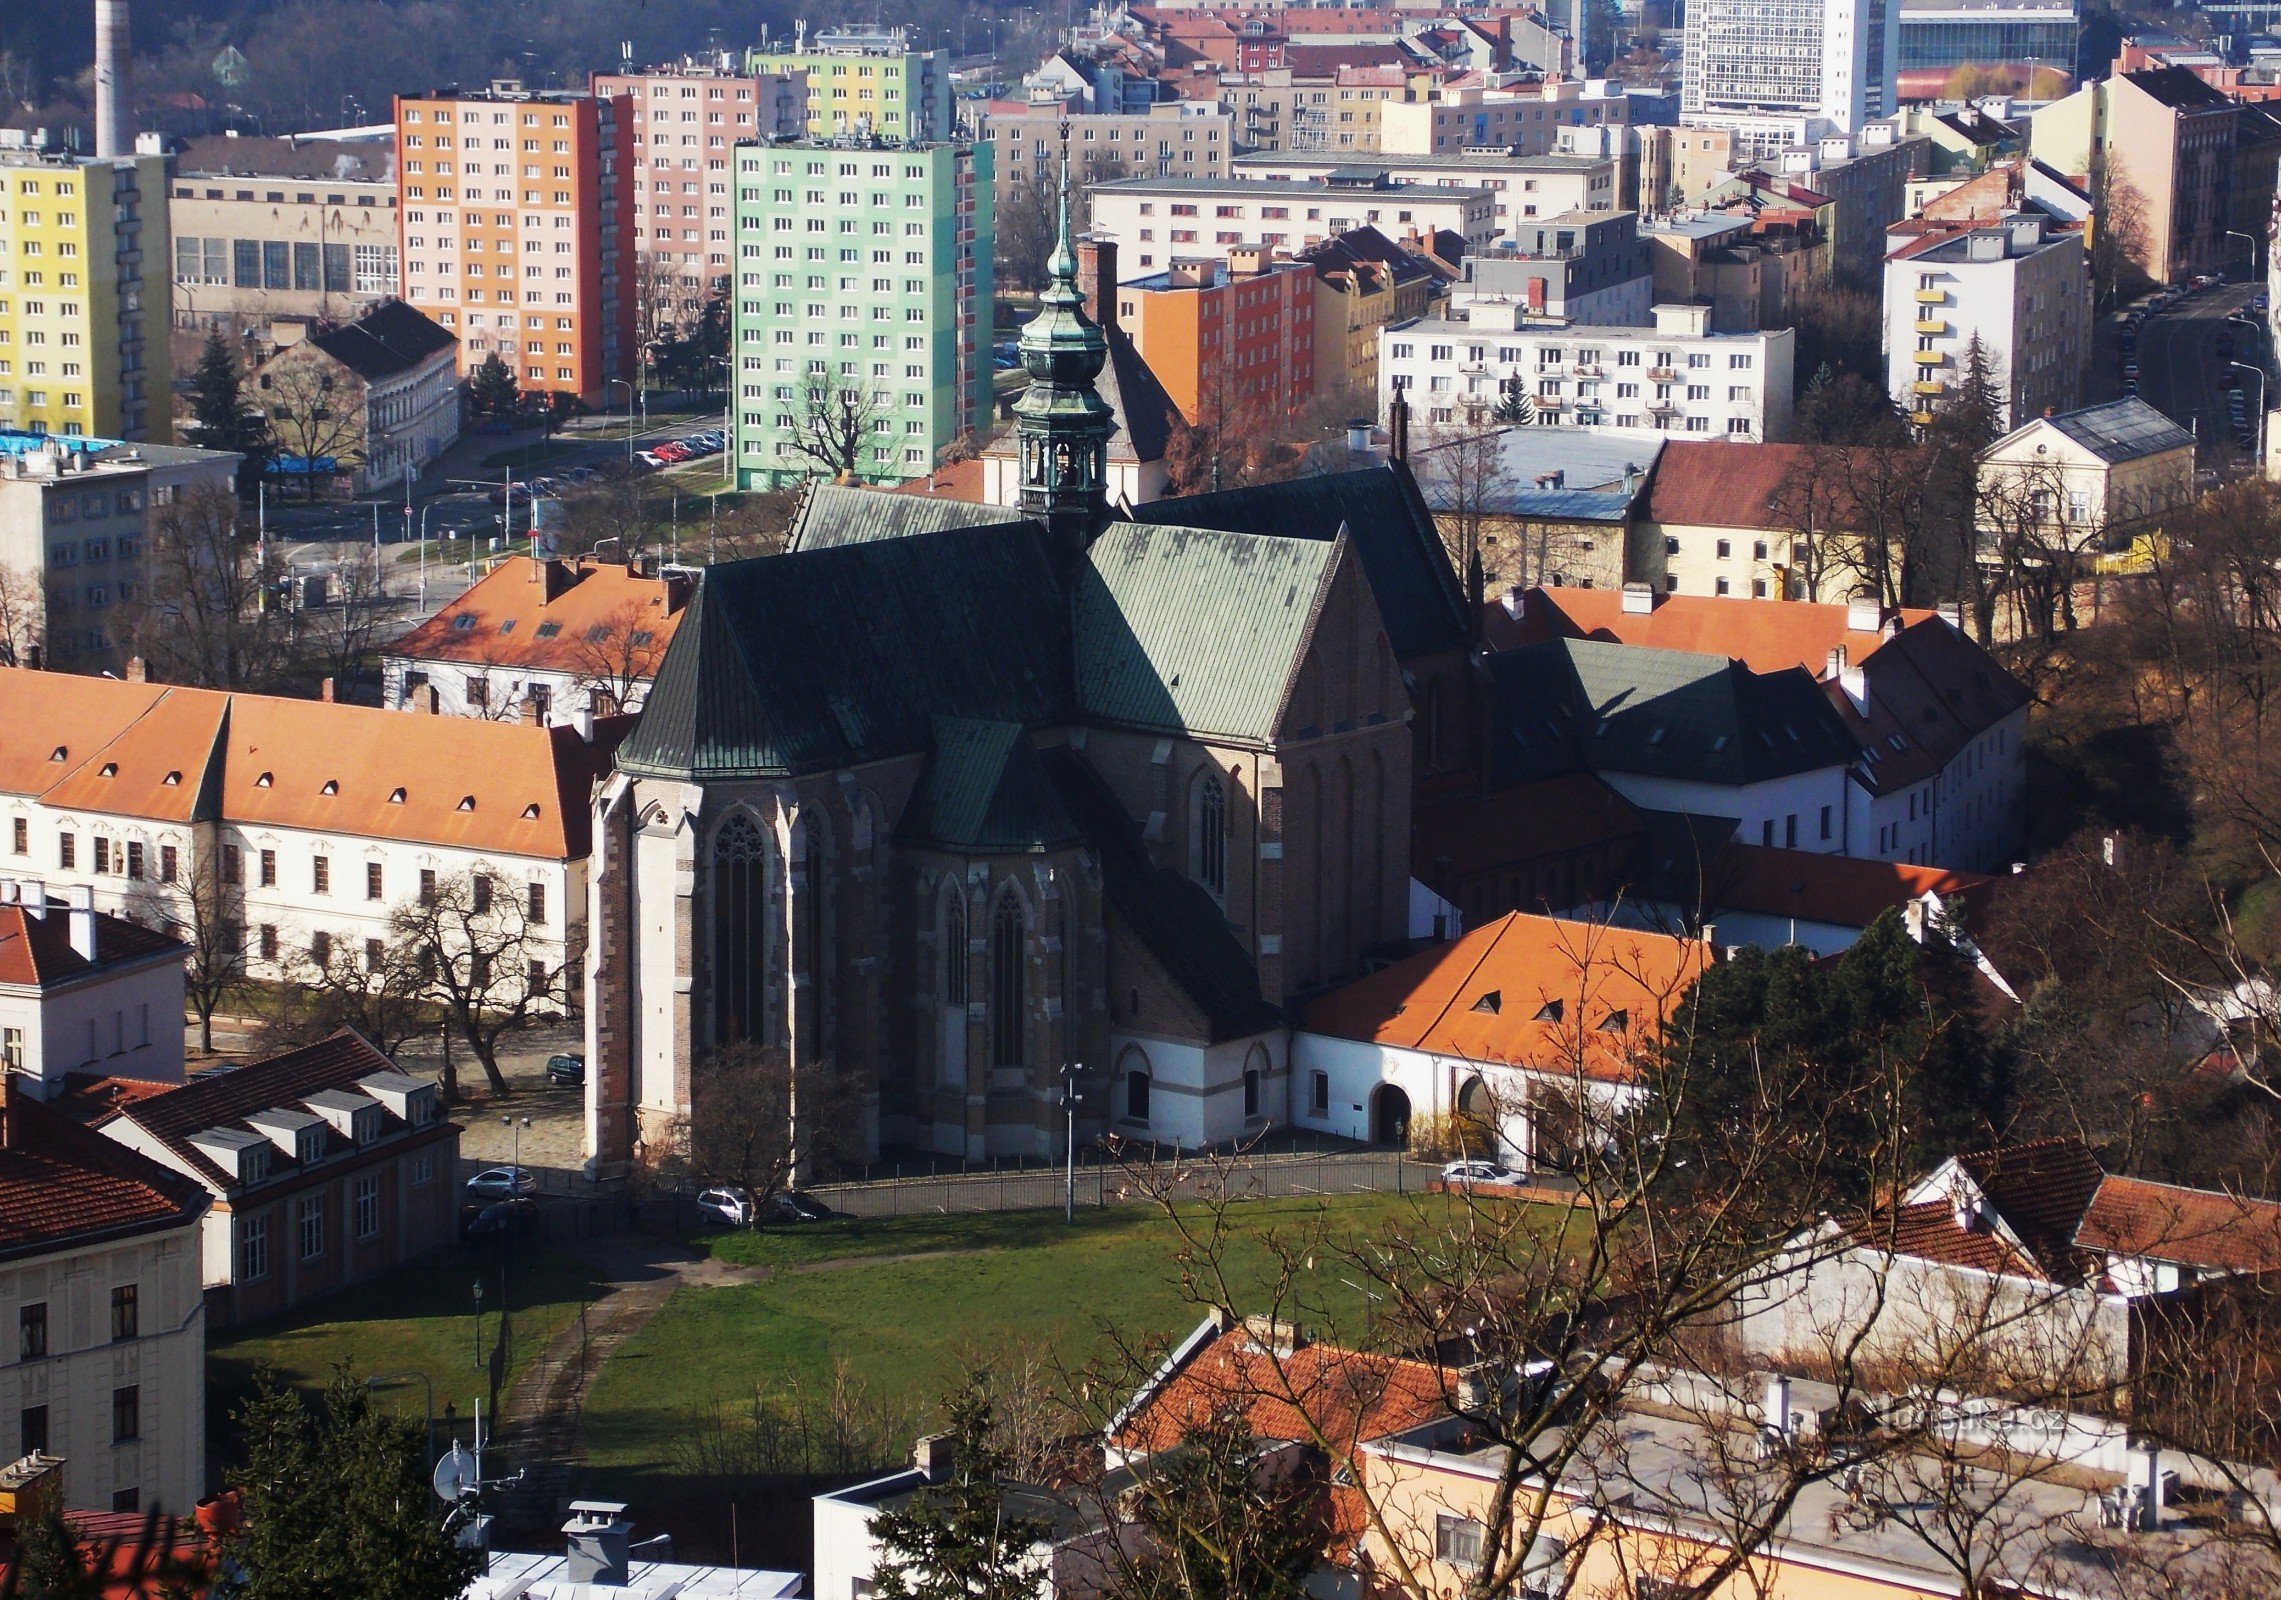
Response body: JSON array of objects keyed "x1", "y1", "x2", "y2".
[
  {"x1": 731, "y1": 138, "x2": 995, "y2": 489},
  {"x1": 744, "y1": 26, "x2": 955, "y2": 144}
]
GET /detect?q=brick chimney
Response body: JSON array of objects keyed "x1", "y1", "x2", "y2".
[
  {"x1": 123, "y1": 656, "x2": 147, "y2": 683},
  {"x1": 1077, "y1": 237, "x2": 1118, "y2": 333},
  {"x1": 320, "y1": 677, "x2": 336, "y2": 703}
]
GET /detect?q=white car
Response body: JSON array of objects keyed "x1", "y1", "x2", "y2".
[
  {"x1": 1441, "y1": 1160, "x2": 1517, "y2": 1187},
  {"x1": 696, "y1": 1187, "x2": 752, "y2": 1227},
  {"x1": 465, "y1": 1166, "x2": 537, "y2": 1201}
]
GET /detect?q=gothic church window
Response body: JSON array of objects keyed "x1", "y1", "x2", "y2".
[
  {"x1": 990, "y1": 893, "x2": 1026, "y2": 1069},
  {"x1": 1196, "y1": 773, "x2": 1227, "y2": 898},
  {"x1": 943, "y1": 895, "x2": 967, "y2": 1006},
  {"x1": 713, "y1": 813, "x2": 770, "y2": 1045}
]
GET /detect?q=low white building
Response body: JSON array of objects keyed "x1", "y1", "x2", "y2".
[
  {"x1": 0, "y1": 1083, "x2": 209, "y2": 1515},
  {"x1": 1883, "y1": 208, "x2": 2089, "y2": 428},
  {"x1": 467, "y1": 1501, "x2": 803, "y2": 1600},
  {"x1": 0, "y1": 886, "x2": 185, "y2": 1096},
  {"x1": 1292, "y1": 911, "x2": 1712, "y2": 1165},
  {"x1": 1380, "y1": 302, "x2": 1795, "y2": 440},
  {"x1": 1975, "y1": 396, "x2": 2198, "y2": 556},
  {"x1": 815, "y1": 1437, "x2": 1087, "y2": 1600},
  {"x1": 1087, "y1": 174, "x2": 1499, "y2": 278},
  {"x1": 1231, "y1": 150, "x2": 1621, "y2": 237}
]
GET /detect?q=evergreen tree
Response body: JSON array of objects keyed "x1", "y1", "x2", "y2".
[
  {"x1": 870, "y1": 1385, "x2": 1054, "y2": 1600},
  {"x1": 1932, "y1": 334, "x2": 2004, "y2": 454},
  {"x1": 466, "y1": 354, "x2": 520, "y2": 423},
  {"x1": 1489, "y1": 374, "x2": 1528, "y2": 426},
  {"x1": 1109, "y1": 1412, "x2": 1324, "y2": 1600},
  {"x1": 183, "y1": 328, "x2": 270, "y2": 497},
  {"x1": 226, "y1": 1369, "x2": 482, "y2": 1600}
]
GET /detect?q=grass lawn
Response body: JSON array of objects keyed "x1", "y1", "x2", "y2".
[
  {"x1": 209, "y1": 1243, "x2": 606, "y2": 1439},
  {"x1": 583, "y1": 1193, "x2": 1490, "y2": 1489}
]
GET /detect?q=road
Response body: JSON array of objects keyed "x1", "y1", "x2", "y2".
[{"x1": 2119, "y1": 282, "x2": 2269, "y2": 469}]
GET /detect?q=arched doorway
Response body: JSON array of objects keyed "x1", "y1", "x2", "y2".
[{"x1": 1370, "y1": 1084, "x2": 1412, "y2": 1149}]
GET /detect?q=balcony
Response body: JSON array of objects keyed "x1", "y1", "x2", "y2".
[
  {"x1": 1914, "y1": 319, "x2": 1945, "y2": 336},
  {"x1": 1647, "y1": 366, "x2": 1677, "y2": 382},
  {"x1": 1913, "y1": 379, "x2": 1945, "y2": 397},
  {"x1": 1913, "y1": 349, "x2": 1945, "y2": 367},
  {"x1": 1531, "y1": 393, "x2": 1565, "y2": 411},
  {"x1": 1647, "y1": 398, "x2": 1680, "y2": 416},
  {"x1": 1911, "y1": 409, "x2": 1936, "y2": 426},
  {"x1": 1914, "y1": 287, "x2": 1947, "y2": 305}
]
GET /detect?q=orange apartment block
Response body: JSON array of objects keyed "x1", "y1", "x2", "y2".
[
  {"x1": 589, "y1": 60, "x2": 808, "y2": 331},
  {"x1": 392, "y1": 80, "x2": 635, "y2": 407},
  {"x1": 1114, "y1": 247, "x2": 1315, "y2": 428}
]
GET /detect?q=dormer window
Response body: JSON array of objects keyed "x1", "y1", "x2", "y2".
[
  {"x1": 457, "y1": 796, "x2": 476, "y2": 812},
  {"x1": 48, "y1": 747, "x2": 65, "y2": 762},
  {"x1": 1599, "y1": 1009, "x2": 1629, "y2": 1032},
  {"x1": 295, "y1": 1127, "x2": 324, "y2": 1165},
  {"x1": 407, "y1": 1086, "x2": 437, "y2": 1126},
  {"x1": 99, "y1": 762, "x2": 117, "y2": 777},
  {"x1": 241, "y1": 1143, "x2": 269, "y2": 1184},
  {"x1": 450, "y1": 614, "x2": 478, "y2": 631},
  {"x1": 1471, "y1": 990, "x2": 1501, "y2": 1014},
  {"x1": 163, "y1": 771, "x2": 181, "y2": 786},
  {"x1": 534, "y1": 621, "x2": 562, "y2": 639},
  {"x1": 256, "y1": 772, "x2": 274, "y2": 788},
  {"x1": 521, "y1": 803, "x2": 541, "y2": 819},
  {"x1": 1534, "y1": 999, "x2": 1563, "y2": 1022},
  {"x1": 320, "y1": 780, "x2": 339, "y2": 796},
  {"x1": 389, "y1": 787, "x2": 406, "y2": 804},
  {"x1": 353, "y1": 1106, "x2": 381, "y2": 1145},
  {"x1": 498, "y1": 619, "x2": 517, "y2": 634}
]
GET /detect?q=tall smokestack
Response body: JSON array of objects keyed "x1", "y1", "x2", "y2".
[{"x1": 94, "y1": 0, "x2": 132, "y2": 159}]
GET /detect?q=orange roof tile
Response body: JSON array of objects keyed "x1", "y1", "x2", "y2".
[
  {"x1": 0, "y1": 904, "x2": 184, "y2": 987},
  {"x1": 0, "y1": 1080, "x2": 207, "y2": 1263},
  {"x1": 2076, "y1": 1176, "x2": 2281, "y2": 1275},
  {"x1": 1509, "y1": 586, "x2": 1935, "y2": 676},
  {"x1": 894, "y1": 457, "x2": 990, "y2": 501},
  {"x1": 384, "y1": 556, "x2": 688, "y2": 679},
  {"x1": 1116, "y1": 1324, "x2": 1451, "y2": 1459},
  {"x1": 1301, "y1": 912, "x2": 1710, "y2": 1082},
  {"x1": 37, "y1": 684, "x2": 230, "y2": 824},
  {"x1": 1703, "y1": 843, "x2": 1990, "y2": 931},
  {"x1": 1645, "y1": 440, "x2": 1898, "y2": 534},
  {"x1": 0, "y1": 675, "x2": 172, "y2": 804}
]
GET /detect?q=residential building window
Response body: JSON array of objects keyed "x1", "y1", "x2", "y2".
[
  {"x1": 1436, "y1": 1514, "x2": 1485, "y2": 1570},
  {"x1": 58, "y1": 833, "x2": 73, "y2": 871},
  {"x1": 412, "y1": 1153, "x2": 435, "y2": 1186},
  {"x1": 95, "y1": 838, "x2": 110, "y2": 875},
  {"x1": 472, "y1": 874, "x2": 492, "y2": 913},
  {"x1": 311, "y1": 930, "x2": 332, "y2": 967},
  {"x1": 989, "y1": 894, "x2": 1025, "y2": 1070},
  {"x1": 259, "y1": 848, "x2": 277, "y2": 887},
  {"x1": 19, "y1": 1302, "x2": 46, "y2": 1361},
  {"x1": 1820, "y1": 805, "x2": 1832, "y2": 841},
  {"x1": 240, "y1": 1215, "x2": 270, "y2": 1280},
  {"x1": 313, "y1": 855, "x2": 330, "y2": 894},
  {"x1": 367, "y1": 861, "x2": 384, "y2": 900},
  {"x1": 1243, "y1": 1067, "x2": 1261, "y2": 1119},
  {"x1": 259, "y1": 924, "x2": 278, "y2": 961},
  {"x1": 224, "y1": 844, "x2": 243, "y2": 884},
  {"x1": 111, "y1": 1385, "x2": 139, "y2": 1444},
  {"x1": 8, "y1": 818, "x2": 21, "y2": 855},
  {"x1": 109, "y1": 1285, "x2": 136, "y2": 1342},
  {"x1": 1311, "y1": 1070, "x2": 1330, "y2": 1114},
  {"x1": 1126, "y1": 1067, "x2": 1151, "y2": 1122},
  {"x1": 19, "y1": 1406, "x2": 46, "y2": 1457},
  {"x1": 161, "y1": 845, "x2": 177, "y2": 882},
  {"x1": 125, "y1": 842, "x2": 144, "y2": 880},
  {"x1": 112, "y1": 1489, "x2": 139, "y2": 1514},
  {"x1": 365, "y1": 938, "x2": 384, "y2": 972},
  {"x1": 1784, "y1": 814, "x2": 1798, "y2": 848},
  {"x1": 354, "y1": 1175, "x2": 381, "y2": 1240},
  {"x1": 526, "y1": 881, "x2": 546, "y2": 924},
  {"x1": 298, "y1": 1195, "x2": 325, "y2": 1260},
  {"x1": 419, "y1": 869, "x2": 437, "y2": 905}
]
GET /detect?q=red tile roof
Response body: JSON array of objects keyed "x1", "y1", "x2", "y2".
[
  {"x1": 2076, "y1": 1176, "x2": 2281, "y2": 1275},
  {"x1": 894, "y1": 457, "x2": 990, "y2": 501},
  {"x1": 1115, "y1": 1321, "x2": 1451, "y2": 1460},
  {"x1": 1699, "y1": 844, "x2": 1991, "y2": 932},
  {"x1": 384, "y1": 555, "x2": 689, "y2": 680},
  {"x1": 0, "y1": 903, "x2": 184, "y2": 987},
  {"x1": 1301, "y1": 912, "x2": 1710, "y2": 1082},
  {"x1": 1507, "y1": 586, "x2": 1934, "y2": 676},
  {"x1": 0, "y1": 1080, "x2": 207, "y2": 1262}
]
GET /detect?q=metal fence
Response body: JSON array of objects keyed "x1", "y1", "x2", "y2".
[{"x1": 807, "y1": 1149, "x2": 1444, "y2": 1219}]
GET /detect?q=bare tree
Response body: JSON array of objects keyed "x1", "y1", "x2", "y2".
[
  {"x1": 2093, "y1": 153, "x2": 2156, "y2": 309},
  {"x1": 562, "y1": 594, "x2": 669, "y2": 715},
  {"x1": 654, "y1": 1041, "x2": 863, "y2": 1218},
  {"x1": 0, "y1": 561, "x2": 43, "y2": 667},
  {"x1": 1412, "y1": 424, "x2": 1515, "y2": 591},
  {"x1": 784, "y1": 380, "x2": 886, "y2": 482},
  {"x1": 389, "y1": 868, "x2": 578, "y2": 1097},
  {"x1": 127, "y1": 482, "x2": 288, "y2": 690},
  {"x1": 292, "y1": 545, "x2": 390, "y2": 695},
  {"x1": 258, "y1": 926, "x2": 429, "y2": 1060},
  {"x1": 262, "y1": 357, "x2": 366, "y2": 502},
  {"x1": 127, "y1": 842, "x2": 244, "y2": 1056}
]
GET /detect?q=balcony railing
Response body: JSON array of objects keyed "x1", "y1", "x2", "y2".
[
  {"x1": 1913, "y1": 349, "x2": 1945, "y2": 367},
  {"x1": 1914, "y1": 319, "x2": 1945, "y2": 336},
  {"x1": 1914, "y1": 287, "x2": 1947, "y2": 304}
]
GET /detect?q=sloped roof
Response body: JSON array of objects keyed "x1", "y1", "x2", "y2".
[
  {"x1": 897, "y1": 719, "x2": 1083, "y2": 854},
  {"x1": 2076, "y1": 1176, "x2": 2281, "y2": 1274},
  {"x1": 1040, "y1": 749, "x2": 1278, "y2": 1040},
  {"x1": 1989, "y1": 397, "x2": 2195, "y2": 464},
  {"x1": 1076, "y1": 522, "x2": 1339, "y2": 744},
  {"x1": 785, "y1": 484, "x2": 1026, "y2": 552},
  {"x1": 0, "y1": 1084, "x2": 208, "y2": 1263},
  {"x1": 2125, "y1": 65, "x2": 2235, "y2": 111},
  {"x1": 1101, "y1": 326, "x2": 1184, "y2": 463},
  {"x1": 384, "y1": 556, "x2": 687, "y2": 679},
  {"x1": 620, "y1": 524, "x2": 1074, "y2": 780},
  {"x1": 1645, "y1": 440, "x2": 1832, "y2": 530},
  {"x1": 1507, "y1": 587, "x2": 1931, "y2": 674},
  {"x1": 1488, "y1": 638, "x2": 1861, "y2": 788},
  {"x1": 0, "y1": 903, "x2": 185, "y2": 987},
  {"x1": 308, "y1": 300, "x2": 456, "y2": 382},
  {"x1": 1697, "y1": 843, "x2": 1990, "y2": 930},
  {"x1": 0, "y1": 675, "x2": 174, "y2": 806},
  {"x1": 1301, "y1": 911, "x2": 1709, "y2": 1081},
  {"x1": 1136, "y1": 465, "x2": 1468, "y2": 662},
  {"x1": 1411, "y1": 771, "x2": 1644, "y2": 879}
]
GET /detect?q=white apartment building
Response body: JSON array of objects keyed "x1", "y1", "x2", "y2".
[
  {"x1": 0, "y1": 432, "x2": 242, "y2": 676},
  {"x1": 1884, "y1": 209, "x2": 2089, "y2": 428},
  {"x1": 1683, "y1": 0, "x2": 1902, "y2": 136},
  {"x1": 1380, "y1": 301, "x2": 1796, "y2": 441},
  {"x1": 1232, "y1": 150, "x2": 1619, "y2": 237},
  {"x1": 1087, "y1": 175, "x2": 1498, "y2": 278},
  {"x1": 590, "y1": 59, "x2": 809, "y2": 331},
  {"x1": 0, "y1": 887, "x2": 185, "y2": 1096},
  {"x1": 1377, "y1": 79, "x2": 1632, "y2": 158},
  {"x1": 0, "y1": 670, "x2": 614, "y2": 1004}
]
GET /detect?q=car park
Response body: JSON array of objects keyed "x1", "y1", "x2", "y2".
[
  {"x1": 465, "y1": 1166, "x2": 538, "y2": 1200},
  {"x1": 1440, "y1": 1159, "x2": 1517, "y2": 1186},
  {"x1": 546, "y1": 1053, "x2": 585, "y2": 1088}
]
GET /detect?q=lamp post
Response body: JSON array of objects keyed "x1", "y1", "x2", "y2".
[
  {"x1": 2232, "y1": 360, "x2": 2267, "y2": 465},
  {"x1": 607, "y1": 377, "x2": 635, "y2": 466},
  {"x1": 1059, "y1": 1060, "x2": 1083, "y2": 1225},
  {"x1": 2226, "y1": 229, "x2": 2263, "y2": 283},
  {"x1": 471, "y1": 1278, "x2": 484, "y2": 1369}
]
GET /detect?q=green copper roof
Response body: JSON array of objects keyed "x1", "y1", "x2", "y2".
[{"x1": 897, "y1": 717, "x2": 1083, "y2": 854}]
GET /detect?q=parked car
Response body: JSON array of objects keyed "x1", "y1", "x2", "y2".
[
  {"x1": 1440, "y1": 1160, "x2": 1517, "y2": 1186},
  {"x1": 546, "y1": 1053, "x2": 585, "y2": 1088},
  {"x1": 465, "y1": 1198, "x2": 539, "y2": 1239},
  {"x1": 695, "y1": 1187, "x2": 752, "y2": 1227},
  {"x1": 2256, "y1": 293, "x2": 2271, "y2": 313},
  {"x1": 762, "y1": 1190, "x2": 836, "y2": 1224},
  {"x1": 465, "y1": 1166, "x2": 538, "y2": 1200},
  {"x1": 655, "y1": 441, "x2": 693, "y2": 462},
  {"x1": 635, "y1": 450, "x2": 667, "y2": 469}
]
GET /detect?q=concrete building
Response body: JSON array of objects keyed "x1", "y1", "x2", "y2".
[
  {"x1": 1454, "y1": 210, "x2": 1653, "y2": 325},
  {"x1": 1302, "y1": 226, "x2": 1440, "y2": 403},
  {"x1": 981, "y1": 101, "x2": 1234, "y2": 211},
  {"x1": 248, "y1": 300, "x2": 459, "y2": 495},
  {"x1": 0, "y1": 431, "x2": 243, "y2": 676},
  {"x1": 1976, "y1": 396, "x2": 2198, "y2": 554},
  {"x1": 1114, "y1": 250, "x2": 1316, "y2": 429},
  {"x1": 393, "y1": 82, "x2": 637, "y2": 407},
  {"x1": 590, "y1": 60, "x2": 810, "y2": 334},
  {"x1": 746, "y1": 25, "x2": 955, "y2": 144},
  {"x1": 1883, "y1": 208, "x2": 2089, "y2": 427},
  {"x1": 167, "y1": 134, "x2": 400, "y2": 332},
  {"x1": 0, "y1": 1084, "x2": 208, "y2": 1515},
  {"x1": 0, "y1": 890, "x2": 184, "y2": 1097},
  {"x1": 1089, "y1": 174, "x2": 1498, "y2": 277},
  {"x1": 1740, "y1": 124, "x2": 1927, "y2": 275},
  {"x1": 1683, "y1": 0, "x2": 1903, "y2": 136},
  {"x1": 1898, "y1": 0, "x2": 2079, "y2": 83},
  {"x1": 1232, "y1": 149, "x2": 1620, "y2": 236},
  {"x1": 1377, "y1": 78, "x2": 1632, "y2": 158},
  {"x1": 94, "y1": 1029, "x2": 459, "y2": 1327},
  {"x1": 728, "y1": 137, "x2": 994, "y2": 488},
  {"x1": 0, "y1": 142, "x2": 170, "y2": 443},
  {"x1": 1643, "y1": 211, "x2": 1827, "y2": 332},
  {"x1": 381, "y1": 554, "x2": 691, "y2": 722},
  {"x1": 1380, "y1": 301, "x2": 1796, "y2": 440}
]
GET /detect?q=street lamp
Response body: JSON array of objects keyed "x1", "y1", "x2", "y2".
[
  {"x1": 1059, "y1": 1060, "x2": 1084, "y2": 1224},
  {"x1": 606, "y1": 377, "x2": 636, "y2": 466},
  {"x1": 2226, "y1": 229, "x2": 2264, "y2": 283},
  {"x1": 471, "y1": 1278, "x2": 484, "y2": 1369},
  {"x1": 2231, "y1": 360, "x2": 2268, "y2": 465}
]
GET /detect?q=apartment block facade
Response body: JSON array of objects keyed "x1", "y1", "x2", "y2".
[
  {"x1": 746, "y1": 27, "x2": 955, "y2": 144},
  {"x1": 393, "y1": 82, "x2": 635, "y2": 407},
  {"x1": 1683, "y1": 0, "x2": 1901, "y2": 134},
  {"x1": 167, "y1": 135, "x2": 400, "y2": 330},
  {"x1": 1116, "y1": 251, "x2": 1316, "y2": 427},
  {"x1": 1089, "y1": 175, "x2": 1497, "y2": 279},
  {"x1": 730, "y1": 139, "x2": 994, "y2": 488},
  {"x1": 1884, "y1": 210, "x2": 2089, "y2": 428},
  {"x1": 1233, "y1": 150, "x2": 1620, "y2": 237},
  {"x1": 590, "y1": 61, "x2": 809, "y2": 333},
  {"x1": 1380, "y1": 300, "x2": 1795, "y2": 440},
  {"x1": 0, "y1": 146, "x2": 169, "y2": 443},
  {"x1": 981, "y1": 103, "x2": 1234, "y2": 211}
]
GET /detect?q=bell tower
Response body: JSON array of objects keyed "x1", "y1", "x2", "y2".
[{"x1": 1012, "y1": 132, "x2": 1116, "y2": 546}]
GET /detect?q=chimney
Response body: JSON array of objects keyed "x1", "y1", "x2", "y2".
[
  {"x1": 1937, "y1": 600, "x2": 1963, "y2": 632},
  {"x1": 16, "y1": 882, "x2": 43, "y2": 920},
  {"x1": 1620, "y1": 581, "x2": 1655, "y2": 615},
  {"x1": 423, "y1": 684, "x2": 441, "y2": 715},
  {"x1": 94, "y1": 0, "x2": 132, "y2": 160},
  {"x1": 1388, "y1": 388, "x2": 1411, "y2": 464},
  {"x1": 1078, "y1": 237, "x2": 1119, "y2": 331},
  {"x1": 541, "y1": 558, "x2": 575, "y2": 603},
  {"x1": 1346, "y1": 420, "x2": 1371, "y2": 455},
  {"x1": 320, "y1": 677, "x2": 336, "y2": 703},
  {"x1": 66, "y1": 885, "x2": 96, "y2": 963},
  {"x1": 1501, "y1": 586, "x2": 1524, "y2": 619},
  {"x1": 1763, "y1": 1373, "x2": 1793, "y2": 1439},
  {"x1": 2137, "y1": 1443, "x2": 2166, "y2": 1532},
  {"x1": 122, "y1": 655, "x2": 147, "y2": 683},
  {"x1": 1825, "y1": 644, "x2": 1846, "y2": 680},
  {"x1": 1845, "y1": 593, "x2": 1882, "y2": 633},
  {"x1": 914, "y1": 1433, "x2": 956, "y2": 1485},
  {"x1": 562, "y1": 1503, "x2": 633, "y2": 1587},
  {"x1": 573, "y1": 706, "x2": 596, "y2": 743}
]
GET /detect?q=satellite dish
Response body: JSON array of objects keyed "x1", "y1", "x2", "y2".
[{"x1": 432, "y1": 1441, "x2": 476, "y2": 1503}]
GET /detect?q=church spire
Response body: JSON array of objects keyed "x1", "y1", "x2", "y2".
[{"x1": 1012, "y1": 126, "x2": 1116, "y2": 546}]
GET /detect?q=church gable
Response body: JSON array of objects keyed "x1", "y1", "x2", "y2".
[
  {"x1": 1075, "y1": 521, "x2": 1340, "y2": 745},
  {"x1": 1274, "y1": 542, "x2": 1409, "y2": 744}
]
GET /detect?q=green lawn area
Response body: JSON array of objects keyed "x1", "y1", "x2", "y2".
[
  {"x1": 583, "y1": 1193, "x2": 1483, "y2": 1490},
  {"x1": 209, "y1": 1244, "x2": 605, "y2": 1439}
]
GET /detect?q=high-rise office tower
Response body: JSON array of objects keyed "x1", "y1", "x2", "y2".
[{"x1": 1682, "y1": 0, "x2": 1900, "y2": 135}]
